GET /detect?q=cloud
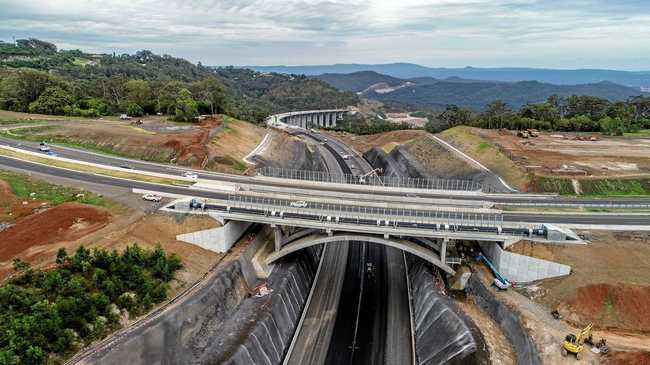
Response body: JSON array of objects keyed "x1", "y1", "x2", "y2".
[{"x1": 0, "y1": 0, "x2": 649, "y2": 69}]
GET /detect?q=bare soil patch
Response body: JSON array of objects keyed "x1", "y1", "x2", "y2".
[
  {"x1": 605, "y1": 351, "x2": 650, "y2": 365},
  {"x1": 475, "y1": 128, "x2": 650, "y2": 178},
  {"x1": 511, "y1": 232, "x2": 650, "y2": 335},
  {"x1": 0, "y1": 202, "x2": 111, "y2": 277},
  {"x1": 560, "y1": 284, "x2": 650, "y2": 334}
]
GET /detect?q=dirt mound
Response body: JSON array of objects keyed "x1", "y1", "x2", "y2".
[
  {"x1": 605, "y1": 351, "x2": 650, "y2": 365},
  {"x1": 0, "y1": 202, "x2": 111, "y2": 262},
  {"x1": 560, "y1": 283, "x2": 650, "y2": 333}
]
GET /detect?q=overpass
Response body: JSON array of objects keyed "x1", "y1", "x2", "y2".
[
  {"x1": 266, "y1": 109, "x2": 349, "y2": 129},
  {"x1": 163, "y1": 192, "x2": 577, "y2": 275}
]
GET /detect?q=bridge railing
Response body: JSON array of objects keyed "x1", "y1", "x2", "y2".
[
  {"x1": 226, "y1": 194, "x2": 504, "y2": 229},
  {"x1": 257, "y1": 167, "x2": 482, "y2": 192}
]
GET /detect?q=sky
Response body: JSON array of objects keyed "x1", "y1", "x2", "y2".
[{"x1": 1, "y1": 0, "x2": 649, "y2": 70}]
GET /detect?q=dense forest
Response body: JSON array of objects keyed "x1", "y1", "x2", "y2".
[
  {"x1": 0, "y1": 245, "x2": 182, "y2": 365},
  {"x1": 423, "y1": 95, "x2": 650, "y2": 135},
  {"x1": 0, "y1": 38, "x2": 358, "y2": 123}
]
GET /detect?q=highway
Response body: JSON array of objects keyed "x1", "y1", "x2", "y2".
[
  {"x1": 3, "y1": 135, "x2": 650, "y2": 209},
  {"x1": 283, "y1": 142, "x2": 350, "y2": 365},
  {"x1": 308, "y1": 131, "x2": 414, "y2": 365},
  {"x1": 2, "y1": 155, "x2": 650, "y2": 228}
]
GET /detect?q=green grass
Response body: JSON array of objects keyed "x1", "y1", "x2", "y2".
[
  {"x1": 476, "y1": 141, "x2": 491, "y2": 152},
  {"x1": 0, "y1": 119, "x2": 49, "y2": 126},
  {"x1": 623, "y1": 129, "x2": 650, "y2": 137},
  {"x1": 231, "y1": 160, "x2": 247, "y2": 173},
  {"x1": 533, "y1": 176, "x2": 650, "y2": 197},
  {"x1": 0, "y1": 170, "x2": 116, "y2": 208}
]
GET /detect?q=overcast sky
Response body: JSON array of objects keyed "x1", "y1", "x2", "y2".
[{"x1": 1, "y1": 0, "x2": 649, "y2": 70}]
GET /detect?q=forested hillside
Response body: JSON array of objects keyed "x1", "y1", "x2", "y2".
[
  {"x1": 313, "y1": 71, "x2": 404, "y2": 92},
  {"x1": 0, "y1": 38, "x2": 358, "y2": 123},
  {"x1": 368, "y1": 79, "x2": 646, "y2": 111}
]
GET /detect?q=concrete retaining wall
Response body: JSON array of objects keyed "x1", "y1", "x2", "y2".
[
  {"x1": 479, "y1": 242, "x2": 571, "y2": 283},
  {"x1": 176, "y1": 220, "x2": 252, "y2": 253}
]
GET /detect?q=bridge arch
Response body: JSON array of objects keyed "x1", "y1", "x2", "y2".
[{"x1": 266, "y1": 233, "x2": 455, "y2": 274}]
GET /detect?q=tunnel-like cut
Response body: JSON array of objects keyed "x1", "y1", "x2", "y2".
[{"x1": 266, "y1": 232, "x2": 455, "y2": 274}]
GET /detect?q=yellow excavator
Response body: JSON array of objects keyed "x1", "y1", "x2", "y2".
[{"x1": 561, "y1": 323, "x2": 593, "y2": 360}]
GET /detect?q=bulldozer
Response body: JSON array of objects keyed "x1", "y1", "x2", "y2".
[{"x1": 561, "y1": 323, "x2": 593, "y2": 360}]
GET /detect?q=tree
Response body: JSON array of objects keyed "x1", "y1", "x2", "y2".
[
  {"x1": 173, "y1": 88, "x2": 199, "y2": 122},
  {"x1": 190, "y1": 76, "x2": 225, "y2": 115},
  {"x1": 28, "y1": 86, "x2": 73, "y2": 115},
  {"x1": 157, "y1": 81, "x2": 185, "y2": 114},
  {"x1": 0, "y1": 70, "x2": 61, "y2": 112},
  {"x1": 124, "y1": 80, "x2": 153, "y2": 113},
  {"x1": 126, "y1": 102, "x2": 144, "y2": 117}
]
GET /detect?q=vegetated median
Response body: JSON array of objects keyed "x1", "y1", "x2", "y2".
[
  {"x1": 532, "y1": 175, "x2": 650, "y2": 197},
  {"x1": 0, "y1": 245, "x2": 182, "y2": 365},
  {"x1": 0, "y1": 146, "x2": 189, "y2": 187}
]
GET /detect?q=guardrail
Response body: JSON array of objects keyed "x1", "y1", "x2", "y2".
[
  {"x1": 258, "y1": 167, "x2": 482, "y2": 192},
  {"x1": 225, "y1": 194, "x2": 504, "y2": 228}
]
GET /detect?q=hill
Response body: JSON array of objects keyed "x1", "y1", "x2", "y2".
[
  {"x1": 0, "y1": 38, "x2": 358, "y2": 123},
  {"x1": 366, "y1": 79, "x2": 646, "y2": 110},
  {"x1": 302, "y1": 70, "x2": 645, "y2": 111},
  {"x1": 313, "y1": 71, "x2": 404, "y2": 92},
  {"x1": 247, "y1": 63, "x2": 650, "y2": 89}
]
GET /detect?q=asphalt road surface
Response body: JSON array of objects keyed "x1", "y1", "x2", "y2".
[
  {"x1": 4, "y1": 135, "x2": 650, "y2": 208},
  {"x1": 284, "y1": 140, "x2": 351, "y2": 365},
  {"x1": 317, "y1": 132, "x2": 414, "y2": 365},
  {"x1": 1, "y1": 155, "x2": 649, "y2": 227}
]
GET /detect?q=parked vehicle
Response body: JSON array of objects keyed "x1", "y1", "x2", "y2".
[
  {"x1": 290, "y1": 200, "x2": 308, "y2": 208},
  {"x1": 142, "y1": 194, "x2": 162, "y2": 202}
]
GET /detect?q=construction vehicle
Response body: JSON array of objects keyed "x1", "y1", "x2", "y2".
[
  {"x1": 527, "y1": 128, "x2": 540, "y2": 137},
  {"x1": 517, "y1": 130, "x2": 530, "y2": 138},
  {"x1": 358, "y1": 168, "x2": 382, "y2": 184},
  {"x1": 561, "y1": 323, "x2": 593, "y2": 359},
  {"x1": 476, "y1": 253, "x2": 510, "y2": 290}
]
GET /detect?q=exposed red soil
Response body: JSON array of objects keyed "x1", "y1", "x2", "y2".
[
  {"x1": 605, "y1": 351, "x2": 650, "y2": 365},
  {"x1": 163, "y1": 115, "x2": 221, "y2": 168},
  {"x1": 560, "y1": 283, "x2": 650, "y2": 333},
  {"x1": 0, "y1": 202, "x2": 111, "y2": 262}
]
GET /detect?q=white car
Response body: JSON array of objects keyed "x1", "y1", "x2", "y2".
[
  {"x1": 38, "y1": 143, "x2": 50, "y2": 152},
  {"x1": 142, "y1": 194, "x2": 162, "y2": 202},
  {"x1": 183, "y1": 172, "x2": 199, "y2": 179},
  {"x1": 290, "y1": 200, "x2": 308, "y2": 208}
]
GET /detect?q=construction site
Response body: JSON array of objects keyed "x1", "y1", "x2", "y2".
[{"x1": 0, "y1": 110, "x2": 649, "y2": 364}]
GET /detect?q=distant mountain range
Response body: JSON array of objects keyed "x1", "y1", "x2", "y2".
[
  {"x1": 306, "y1": 71, "x2": 647, "y2": 110},
  {"x1": 247, "y1": 63, "x2": 650, "y2": 89}
]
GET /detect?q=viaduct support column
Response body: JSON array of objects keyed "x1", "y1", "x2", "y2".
[
  {"x1": 273, "y1": 226, "x2": 283, "y2": 252},
  {"x1": 441, "y1": 238, "x2": 448, "y2": 263}
]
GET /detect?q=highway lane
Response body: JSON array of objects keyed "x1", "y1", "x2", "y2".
[
  {"x1": 283, "y1": 139, "x2": 350, "y2": 365},
  {"x1": 321, "y1": 133, "x2": 414, "y2": 365},
  {"x1": 1, "y1": 155, "x2": 650, "y2": 227},
  {"x1": 5, "y1": 135, "x2": 650, "y2": 208}
]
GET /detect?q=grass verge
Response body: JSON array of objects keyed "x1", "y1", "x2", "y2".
[
  {"x1": 0, "y1": 147, "x2": 189, "y2": 187},
  {"x1": 438, "y1": 126, "x2": 532, "y2": 190},
  {"x1": 0, "y1": 169, "x2": 126, "y2": 213},
  {"x1": 533, "y1": 176, "x2": 650, "y2": 197}
]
